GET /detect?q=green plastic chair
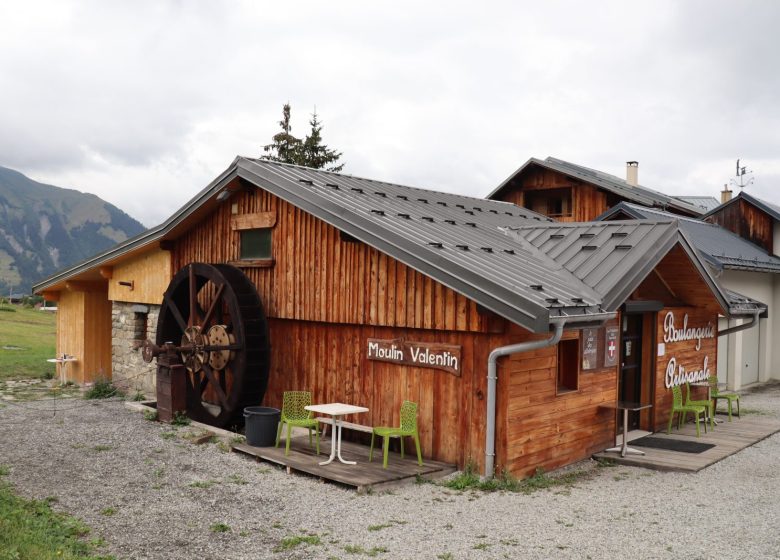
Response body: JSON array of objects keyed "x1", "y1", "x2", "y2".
[
  {"x1": 667, "y1": 385, "x2": 707, "y2": 437},
  {"x1": 708, "y1": 375, "x2": 740, "y2": 421},
  {"x1": 275, "y1": 391, "x2": 319, "y2": 456},
  {"x1": 685, "y1": 382, "x2": 715, "y2": 430},
  {"x1": 369, "y1": 400, "x2": 422, "y2": 468}
]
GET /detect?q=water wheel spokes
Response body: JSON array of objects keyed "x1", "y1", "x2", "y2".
[{"x1": 156, "y1": 263, "x2": 270, "y2": 428}]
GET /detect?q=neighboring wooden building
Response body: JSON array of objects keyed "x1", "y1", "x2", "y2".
[
  {"x1": 34, "y1": 158, "x2": 761, "y2": 478},
  {"x1": 488, "y1": 157, "x2": 705, "y2": 221}
]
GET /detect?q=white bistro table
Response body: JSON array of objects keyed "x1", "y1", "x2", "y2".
[
  {"x1": 46, "y1": 354, "x2": 77, "y2": 385},
  {"x1": 304, "y1": 403, "x2": 368, "y2": 465}
]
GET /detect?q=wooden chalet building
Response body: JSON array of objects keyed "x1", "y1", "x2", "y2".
[
  {"x1": 34, "y1": 158, "x2": 763, "y2": 478},
  {"x1": 488, "y1": 157, "x2": 706, "y2": 221}
]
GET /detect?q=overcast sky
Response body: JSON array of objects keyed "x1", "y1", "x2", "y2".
[{"x1": 2, "y1": 1, "x2": 779, "y2": 226}]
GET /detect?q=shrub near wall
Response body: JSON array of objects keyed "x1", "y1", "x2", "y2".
[{"x1": 111, "y1": 301, "x2": 159, "y2": 396}]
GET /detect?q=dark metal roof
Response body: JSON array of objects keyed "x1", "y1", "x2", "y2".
[
  {"x1": 598, "y1": 202, "x2": 780, "y2": 274},
  {"x1": 724, "y1": 289, "x2": 767, "y2": 316},
  {"x1": 501, "y1": 220, "x2": 730, "y2": 313},
  {"x1": 703, "y1": 190, "x2": 780, "y2": 222},
  {"x1": 35, "y1": 158, "x2": 745, "y2": 331},
  {"x1": 673, "y1": 196, "x2": 720, "y2": 212},
  {"x1": 239, "y1": 159, "x2": 606, "y2": 332},
  {"x1": 488, "y1": 157, "x2": 704, "y2": 216}
]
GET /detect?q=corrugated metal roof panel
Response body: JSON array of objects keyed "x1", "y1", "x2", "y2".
[
  {"x1": 503, "y1": 220, "x2": 685, "y2": 311},
  {"x1": 598, "y1": 202, "x2": 780, "y2": 273}
]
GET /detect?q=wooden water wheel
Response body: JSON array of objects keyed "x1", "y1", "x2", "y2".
[{"x1": 154, "y1": 263, "x2": 270, "y2": 428}]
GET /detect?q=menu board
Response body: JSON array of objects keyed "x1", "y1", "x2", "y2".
[{"x1": 581, "y1": 328, "x2": 598, "y2": 370}]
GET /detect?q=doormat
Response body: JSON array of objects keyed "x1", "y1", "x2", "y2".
[{"x1": 630, "y1": 436, "x2": 715, "y2": 454}]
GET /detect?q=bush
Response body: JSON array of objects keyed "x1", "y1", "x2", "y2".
[{"x1": 84, "y1": 379, "x2": 122, "y2": 400}]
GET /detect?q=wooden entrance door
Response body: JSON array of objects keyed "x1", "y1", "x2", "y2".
[{"x1": 619, "y1": 313, "x2": 643, "y2": 430}]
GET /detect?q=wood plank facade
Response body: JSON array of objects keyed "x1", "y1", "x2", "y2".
[
  {"x1": 56, "y1": 287, "x2": 112, "y2": 384},
  {"x1": 706, "y1": 198, "x2": 774, "y2": 254},
  {"x1": 494, "y1": 167, "x2": 620, "y2": 222}
]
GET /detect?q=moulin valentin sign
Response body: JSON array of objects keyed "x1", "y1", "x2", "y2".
[
  {"x1": 662, "y1": 311, "x2": 716, "y2": 388},
  {"x1": 367, "y1": 338, "x2": 461, "y2": 376}
]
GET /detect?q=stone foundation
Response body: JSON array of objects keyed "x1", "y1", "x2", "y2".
[{"x1": 111, "y1": 301, "x2": 159, "y2": 396}]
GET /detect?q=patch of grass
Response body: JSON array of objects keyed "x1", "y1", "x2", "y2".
[
  {"x1": 160, "y1": 431, "x2": 177, "y2": 440},
  {"x1": 343, "y1": 544, "x2": 388, "y2": 556},
  {"x1": 367, "y1": 519, "x2": 406, "y2": 531},
  {"x1": 274, "y1": 534, "x2": 322, "y2": 551},
  {"x1": 229, "y1": 435, "x2": 246, "y2": 446},
  {"x1": 443, "y1": 460, "x2": 482, "y2": 490},
  {"x1": 444, "y1": 462, "x2": 590, "y2": 495},
  {"x1": 143, "y1": 410, "x2": 158, "y2": 421},
  {"x1": 171, "y1": 412, "x2": 191, "y2": 426},
  {"x1": 91, "y1": 445, "x2": 112, "y2": 452},
  {"x1": 437, "y1": 554, "x2": 454, "y2": 560},
  {"x1": 0, "y1": 306, "x2": 56, "y2": 381},
  {"x1": 100, "y1": 507, "x2": 117, "y2": 517},
  {"x1": 131, "y1": 391, "x2": 146, "y2": 402},
  {"x1": 0, "y1": 478, "x2": 114, "y2": 559},
  {"x1": 84, "y1": 379, "x2": 122, "y2": 400},
  {"x1": 472, "y1": 542, "x2": 490, "y2": 550},
  {"x1": 0, "y1": 465, "x2": 9, "y2": 476},
  {"x1": 210, "y1": 522, "x2": 231, "y2": 533},
  {"x1": 226, "y1": 474, "x2": 247, "y2": 485},
  {"x1": 190, "y1": 480, "x2": 218, "y2": 489}
]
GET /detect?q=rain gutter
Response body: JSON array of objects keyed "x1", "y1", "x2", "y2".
[{"x1": 718, "y1": 311, "x2": 761, "y2": 337}]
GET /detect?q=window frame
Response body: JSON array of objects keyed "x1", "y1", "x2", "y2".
[{"x1": 556, "y1": 337, "x2": 580, "y2": 395}]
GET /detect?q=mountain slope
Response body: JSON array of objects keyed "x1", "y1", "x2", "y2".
[{"x1": 0, "y1": 166, "x2": 146, "y2": 293}]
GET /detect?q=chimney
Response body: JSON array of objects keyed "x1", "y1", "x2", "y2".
[
  {"x1": 721, "y1": 184, "x2": 733, "y2": 203},
  {"x1": 626, "y1": 161, "x2": 639, "y2": 186}
]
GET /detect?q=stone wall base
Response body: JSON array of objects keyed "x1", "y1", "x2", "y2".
[{"x1": 111, "y1": 301, "x2": 159, "y2": 396}]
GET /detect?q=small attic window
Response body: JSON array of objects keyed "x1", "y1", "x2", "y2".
[{"x1": 240, "y1": 229, "x2": 272, "y2": 260}]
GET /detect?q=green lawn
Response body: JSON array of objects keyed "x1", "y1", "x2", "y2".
[
  {"x1": 0, "y1": 468, "x2": 113, "y2": 560},
  {"x1": 0, "y1": 305, "x2": 56, "y2": 380}
]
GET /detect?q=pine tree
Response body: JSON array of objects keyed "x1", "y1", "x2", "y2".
[
  {"x1": 260, "y1": 104, "x2": 344, "y2": 171},
  {"x1": 261, "y1": 103, "x2": 302, "y2": 164},
  {"x1": 299, "y1": 109, "x2": 344, "y2": 172}
]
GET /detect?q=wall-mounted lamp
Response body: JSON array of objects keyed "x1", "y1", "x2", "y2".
[{"x1": 216, "y1": 189, "x2": 231, "y2": 203}]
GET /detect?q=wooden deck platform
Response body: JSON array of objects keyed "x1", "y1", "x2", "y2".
[
  {"x1": 232, "y1": 435, "x2": 456, "y2": 492},
  {"x1": 592, "y1": 414, "x2": 780, "y2": 472}
]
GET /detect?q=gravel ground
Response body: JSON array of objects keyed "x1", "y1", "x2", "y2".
[{"x1": 1, "y1": 383, "x2": 780, "y2": 560}]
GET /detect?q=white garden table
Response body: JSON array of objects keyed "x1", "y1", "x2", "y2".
[{"x1": 304, "y1": 403, "x2": 368, "y2": 465}]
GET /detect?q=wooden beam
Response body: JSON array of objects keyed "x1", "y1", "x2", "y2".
[
  {"x1": 65, "y1": 281, "x2": 107, "y2": 293},
  {"x1": 653, "y1": 269, "x2": 677, "y2": 299},
  {"x1": 159, "y1": 240, "x2": 175, "y2": 251},
  {"x1": 99, "y1": 266, "x2": 113, "y2": 279},
  {"x1": 42, "y1": 290, "x2": 60, "y2": 302},
  {"x1": 230, "y1": 212, "x2": 276, "y2": 231}
]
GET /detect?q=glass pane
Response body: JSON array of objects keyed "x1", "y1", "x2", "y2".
[{"x1": 240, "y1": 229, "x2": 271, "y2": 260}]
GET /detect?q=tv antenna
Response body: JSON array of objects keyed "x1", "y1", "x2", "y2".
[{"x1": 729, "y1": 158, "x2": 754, "y2": 190}]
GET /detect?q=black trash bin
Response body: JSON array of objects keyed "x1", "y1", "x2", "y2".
[{"x1": 244, "y1": 406, "x2": 281, "y2": 447}]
